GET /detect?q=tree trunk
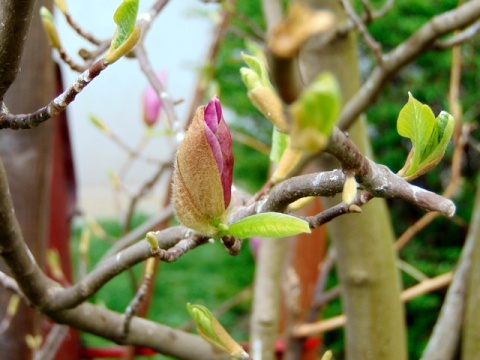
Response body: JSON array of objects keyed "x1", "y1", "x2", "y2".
[
  {"x1": 461, "y1": 181, "x2": 480, "y2": 359},
  {"x1": 0, "y1": 1, "x2": 55, "y2": 358},
  {"x1": 300, "y1": 1, "x2": 407, "y2": 359}
]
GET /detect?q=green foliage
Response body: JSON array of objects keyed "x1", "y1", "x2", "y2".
[
  {"x1": 397, "y1": 93, "x2": 454, "y2": 180},
  {"x1": 228, "y1": 212, "x2": 311, "y2": 239}
]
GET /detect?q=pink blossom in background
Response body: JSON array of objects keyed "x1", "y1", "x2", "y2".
[{"x1": 142, "y1": 70, "x2": 167, "y2": 127}]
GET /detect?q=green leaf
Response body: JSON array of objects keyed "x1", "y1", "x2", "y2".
[
  {"x1": 111, "y1": 0, "x2": 139, "y2": 50},
  {"x1": 104, "y1": 0, "x2": 141, "y2": 64},
  {"x1": 397, "y1": 93, "x2": 454, "y2": 180},
  {"x1": 228, "y1": 212, "x2": 311, "y2": 239},
  {"x1": 270, "y1": 128, "x2": 289, "y2": 163},
  {"x1": 290, "y1": 72, "x2": 341, "y2": 153}
]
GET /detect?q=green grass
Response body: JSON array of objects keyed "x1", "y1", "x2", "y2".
[{"x1": 70, "y1": 215, "x2": 255, "y2": 359}]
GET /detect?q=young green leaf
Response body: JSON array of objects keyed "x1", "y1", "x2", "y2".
[
  {"x1": 104, "y1": 0, "x2": 141, "y2": 64},
  {"x1": 228, "y1": 212, "x2": 311, "y2": 239},
  {"x1": 397, "y1": 93, "x2": 454, "y2": 181},
  {"x1": 112, "y1": 0, "x2": 139, "y2": 50}
]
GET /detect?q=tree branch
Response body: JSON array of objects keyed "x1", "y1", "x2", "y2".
[
  {"x1": 0, "y1": 59, "x2": 108, "y2": 129},
  {"x1": 0, "y1": 0, "x2": 36, "y2": 99},
  {"x1": 233, "y1": 126, "x2": 455, "y2": 223},
  {"x1": 338, "y1": 0, "x2": 480, "y2": 130},
  {"x1": 434, "y1": 19, "x2": 480, "y2": 49},
  {"x1": 421, "y1": 184, "x2": 480, "y2": 360}
]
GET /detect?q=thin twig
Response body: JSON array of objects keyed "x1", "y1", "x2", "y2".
[
  {"x1": 294, "y1": 272, "x2": 454, "y2": 338},
  {"x1": 338, "y1": 0, "x2": 384, "y2": 63},
  {"x1": 0, "y1": 270, "x2": 22, "y2": 295},
  {"x1": 0, "y1": 294, "x2": 20, "y2": 335},
  {"x1": 434, "y1": 19, "x2": 480, "y2": 49},
  {"x1": 100, "y1": 205, "x2": 173, "y2": 262},
  {"x1": 64, "y1": 13, "x2": 102, "y2": 46},
  {"x1": 136, "y1": 45, "x2": 178, "y2": 129},
  {"x1": 231, "y1": 130, "x2": 271, "y2": 155},
  {"x1": 306, "y1": 248, "x2": 337, "y2": 322},
  {"x1": 338, "y1": 0, "x2": 480, "y2": 130},
  {"x1": 46, "y1": 226, "x2": 199, "y2": 312},
  {"x1": 337, "y1": 0, "x2": 395, "y2": 35},
  {"x1": 186, "y1": 0, "x2": 236, "y2": 124},
  {"x1": 233, "y1": 11, "x2": 265, "y2": 40},
  {"x1": 150, "y1": 236, "x2": 209, "y2": 262},
  {"x1": 122, "y1": 258, "x2": 156, "y2": 339},
  {"x1": 57, "y1": 48, "x2": 86, "y2": 73},
  {"x1": 33, "y1": 325, "x2": 69, "y2": 360},
  {"x1": 0, "y1": 59, "x2": 108, "y2": 129},
  {"x1": 122, "y1": 163, "x2": 169, "y2": 233},
  {"x1": 397, "y1": 259, "x2": 429, "y2": 282}
]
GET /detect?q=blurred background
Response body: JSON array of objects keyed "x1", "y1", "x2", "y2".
[{"x1": 57, "y1": 0, "x2": 218, "y2": 216}]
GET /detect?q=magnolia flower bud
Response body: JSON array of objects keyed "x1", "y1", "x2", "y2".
[
  {"x1": 143, "y1": 71, "x2": 167, "y2": 127},
  {"x1": 173, "y1": 96, "x2": 234, "y2": 236}
]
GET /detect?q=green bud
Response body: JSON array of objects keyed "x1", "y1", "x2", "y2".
[
  {"x1": 240, "y1": 52, "x2": 288, "y2": 132},
  {"x1": 89, "y1": 114, "x2": 111, "y2": 134},
  {"x1": 7, "y1": 294, "x2": 20, "y2": 317},
  {"x1": 146, "y1": 231, "x2": 159, "y2": 250},
  {"x1": 40, "y1": 7, "x2": 62, "y2": 50},
  {"x1": 54, "y1": 0, "x2": 68, "y2": 15},
  {"x1": 248, "y1": 87, "x2": 288, "y2": 132},
  {"x1": 321, "y1": 350, "x2": 333, "y2": 360},
  {"x1": 342, "y1": 173, "x2": 358, "y2": 205},
  {"x1": 271, "y1": 146, "x2": 304, "y2": 184},
  {"x1": 290, "y1": 72, "x2": 341, "y2": 153},
  {"x1": 240, "y1": 67, "x2": 262, "y2": 92},
  {"x1": 241, "y1": 52, "x2": 271, "y2": 88},
  {"x1": 104, "y1": 25, "x2": 140, "y2": 64},
  {"x1": 186, "y1": 304, "x2": 247, "y2": 358}
]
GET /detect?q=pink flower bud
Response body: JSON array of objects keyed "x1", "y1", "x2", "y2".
[
  {"x1": 173, "y1": 96, "x2": 234, "y2": 236},
  {"x1": 142, "y1": 70, "x2": 167, "y2": 127}
]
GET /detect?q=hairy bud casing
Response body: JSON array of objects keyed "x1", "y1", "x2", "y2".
[{"x1": 173, "y1": 96, "x2": 233, "y2": 236}]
